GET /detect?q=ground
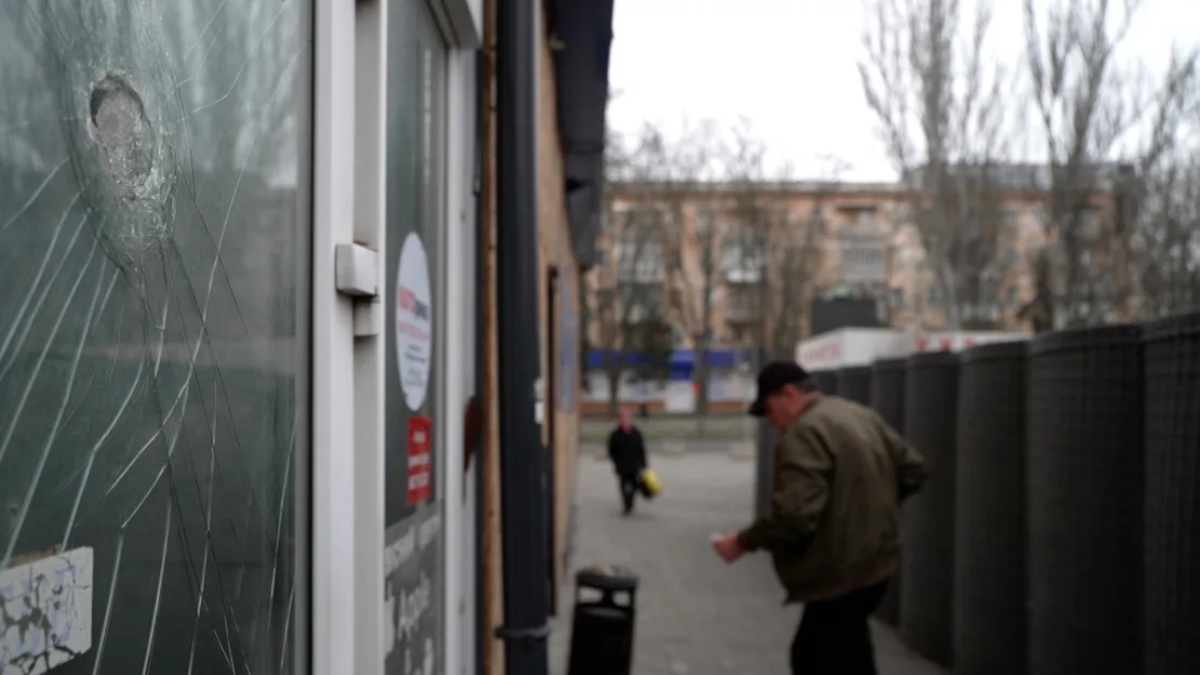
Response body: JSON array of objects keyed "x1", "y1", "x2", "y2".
[
  {"x1": 548, "y1": 444, "x2": 947, "y2": 675},
  {"x1": 580, "y1": 414, "x2": 753, "y2": 442}
]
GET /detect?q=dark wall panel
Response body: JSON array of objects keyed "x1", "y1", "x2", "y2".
[
  {"x1": 836, "y1": 366, "x2": 871, "y2": 405},
  {"x1": 1143, "y1": 313, "x2": 1200, "y2": 674},
  {"x1": 812, "y1": 369, "x2": 839, "y2": 396},
  {"x1": 900, "y1": 352, "x2": 960, "y2": 666},
  {"x1": 954, "y1": 341, "x2": 1028, "y2": 674},
  {"x1": 1027, "y1": 325, "x2": 1143, "y2": 674},
  {"x1": 810, "y1": 299, "x2": 881, "y2": 334},
  {"x1": 869, "y1": 357, "x2": 907, "y2": 625}
]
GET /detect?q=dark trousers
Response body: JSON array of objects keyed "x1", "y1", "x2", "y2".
[
  {"x1": 790, "y1": 580, "x2": 888, "y2": 675},
  {"x1": 617, "y1": 473, "x2": 639, "y2": 514}
]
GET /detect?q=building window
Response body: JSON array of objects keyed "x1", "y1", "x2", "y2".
[
  {"x1": 623, "y1": 283, "x2": 663, "y2": 323},
  {"x1": 1033, "y1": 208, "x2": 1049, "y2": 231},
  {"x1": 929, "y1": 285, "x2": 945, "y2": 307},
  {"x1": 696, "y1": 209, "x2": 716, "y2": 236},
  {"x1": 839, "y1": 235, "x2": 886, "y2": 284},
  {"x1": 616, "y1": 219, "x2": 663, "y2": 284},
  {"x1": 721, "y1": 230, "x2": 765, "y2": 283}
]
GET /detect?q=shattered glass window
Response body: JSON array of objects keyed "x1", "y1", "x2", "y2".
[{"x1": 0, "y1": 1, "x2": 312, "y2": 673}]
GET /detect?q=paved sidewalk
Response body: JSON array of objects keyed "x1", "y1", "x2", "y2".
[
  {"x1": 582, "y1": 438, "x2": 751, "y2": 458},
  {"x1": 581, "y1": 415, "x2": 755, "y2": 442},
  {"x1": 548, "y1": 450, "x2": 947, "y2": 675}
]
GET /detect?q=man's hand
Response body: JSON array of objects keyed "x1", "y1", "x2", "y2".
[{"x1": 711, "y1": 532, "x2": 744, "y2": 564}]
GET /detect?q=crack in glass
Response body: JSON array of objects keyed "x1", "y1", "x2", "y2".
[{"x1": 0, "y1": 1, "x2": 311, "y2": 673}]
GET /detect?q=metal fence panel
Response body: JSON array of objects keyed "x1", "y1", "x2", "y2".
[
  {"x1": 836, "y1": 366, "x2": 871, "y2": 404},
  {"x1": 1143, "y1": 313, "x2": 1200, "y2": 674},
  {"x1": 900, "y1": 351, "x2": 960, "y2": 666},
  {"x1": 812, "y1": 369, "x2": 839, "y2": 396},
  {"x1": 1027, "y1": 325, "x2": 1143, "y2": 674},
  {"x1": 869, "y1": 357, "x2": 907, "y2": 625},
  {"x1": 954, "y1": 341, "x2": 1028, "y2": 674}
]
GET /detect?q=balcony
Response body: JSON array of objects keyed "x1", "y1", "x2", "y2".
[
  {"x1": 724, "y1": 300, "x2": 761, "y2": 325},
  {"x1": 723, "y1": 266, "x2": 763, "y2": 284}
]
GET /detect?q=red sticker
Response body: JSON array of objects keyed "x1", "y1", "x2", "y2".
[{"x1": 407, "y1": 416, "x2": 432, "y2": 505}]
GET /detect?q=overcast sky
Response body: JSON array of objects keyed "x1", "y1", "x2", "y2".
[{"x1": 606, "y1": 0, "x2": 1200, "y2": 182}]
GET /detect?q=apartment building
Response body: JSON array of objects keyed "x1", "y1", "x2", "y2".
[{"x1": 584, "y1": 165, "x2": 1136, "y2": 377}]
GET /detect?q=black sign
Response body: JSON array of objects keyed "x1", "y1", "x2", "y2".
[{"x1": 384, "y1": 506, "x2": 444, "y2": 675}]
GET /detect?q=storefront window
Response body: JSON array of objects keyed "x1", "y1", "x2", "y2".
[
  {"x1": 0, "y1": 2, "x2": 311, "y2": 673},
  {"x1": 383, "y1": 0, "x2": 447, "y2": 672}
]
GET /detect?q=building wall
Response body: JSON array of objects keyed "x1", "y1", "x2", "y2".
[
  {"x1": 478, "y1": 1, "x2": 592, "y2": 670},
  {"x1": 478, "y1": 2, "x2": 504, "y2": 673},
  {"x1": 535, "y1": 2, "x2": 581, "y2": 615},
  {"x1": 588, "y1": 183, "x2": 911, "y2": 354},
  {"x1": 586, "y1": 181, "x2": 1131, "y2": 358}
]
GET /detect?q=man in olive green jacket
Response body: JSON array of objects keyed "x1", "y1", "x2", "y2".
[{"x1": 712, "y1": 361, "x2": 927, "y2": 675}]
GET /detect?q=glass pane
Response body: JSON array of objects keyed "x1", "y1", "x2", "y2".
[
  {"x1": 0, "y1": 2, "x2": 312, "y2": 673},
  {"x1": 383, "y1": 0, "x2": 447, "y2": 672}
]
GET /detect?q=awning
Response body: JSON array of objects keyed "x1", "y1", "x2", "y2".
[{"x1": 547, "y1": 0, "x2": 615, "y2": 270}]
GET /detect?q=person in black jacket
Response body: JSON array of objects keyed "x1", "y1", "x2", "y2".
[{"x1": 607, "y1": 406, "x2": 648, "y2": 515}]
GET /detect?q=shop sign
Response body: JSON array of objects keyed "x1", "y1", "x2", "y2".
[
  {"x1": 407, "y1": 416, "x2": 432, "y2": 505},
  {"x1": 395, "y1": 233, "x2": 433, "y2": 412},
  {"x1": 384, "y1": 509, "x2": 442, "y2": 675}
]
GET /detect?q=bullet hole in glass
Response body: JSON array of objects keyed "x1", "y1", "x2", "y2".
[{"x1": 89, "y1": 74, "x2": 154, "y2": 201}]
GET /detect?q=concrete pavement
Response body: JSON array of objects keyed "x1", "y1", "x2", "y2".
[
  {"x1": 580, "y1": 415, "x2": 755, "y2": 442},
  {"x1": 548, "y1": 449, "x2": 947, "y2": 675},
  {"x1": 582, "y1": 439, "x2": 753, "y2": 459}
]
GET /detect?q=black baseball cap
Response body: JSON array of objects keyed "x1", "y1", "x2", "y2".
[{"x1": 748, "y1": 361, "x2": 811, "y2": 416}]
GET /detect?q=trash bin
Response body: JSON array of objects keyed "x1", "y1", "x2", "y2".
[{"x1": 566, "y1": 565, "x2": 640, "y2": 675}]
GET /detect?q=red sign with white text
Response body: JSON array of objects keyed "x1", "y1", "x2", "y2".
[{"x1": 407, "y1": 416, "x2": 432, "y2": 504}]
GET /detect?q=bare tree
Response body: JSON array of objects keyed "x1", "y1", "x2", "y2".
[
  {"x1": 1022, "y1": 0, "x2": 1199, "y2": 327},
  {"x1": 591, "y1": 125, "x2": 676, "y2": 414},
  {"x1": 859, "y1": 0, "x2": 1013, "y2": 329},
  {"x1": 720, "y1": 119, "x2": 775, "y2": 370},
  {"x1": 619, "y1": 120, "x2": 724, "y2": 415},
  {"x1": 594, "y1": 207, "x2": 671, "y2": 413},
  {"x1": 770, "y1": 158, "x2": 856, "y2": 348},
  {"x1": 1135, "y1": 145, "x2": 1200, "y2": 317},
  {"x1": 721, "y1": 123, "x2": 838, "y2": 364}
]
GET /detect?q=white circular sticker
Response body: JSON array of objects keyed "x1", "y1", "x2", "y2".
[{"x1": 395, "y1": 233, "x2": 433, "y2": 411}]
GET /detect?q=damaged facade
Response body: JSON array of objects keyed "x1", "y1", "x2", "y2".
[{"x1": 0, "y1": 1, "x2": 612, "y2": 674}]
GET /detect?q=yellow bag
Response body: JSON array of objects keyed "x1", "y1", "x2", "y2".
[{"x1": 639, "y1": 468, "x2": 662, "y2": 498}]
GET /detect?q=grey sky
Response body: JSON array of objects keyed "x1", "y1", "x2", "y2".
[{"x1": 607, "y1": 0, "x2": 1200, "y2": 182}]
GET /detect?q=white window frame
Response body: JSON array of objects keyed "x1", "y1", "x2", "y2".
[
  {"x1": 311, "y1": 1, "x2": 362, "y2": 674},
  {"x1": 432, "y1": 3, "x2": 482, "y2": 675},
  {"x1": 311, "y1": 1, "x2": 480, "y2": 674}
]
